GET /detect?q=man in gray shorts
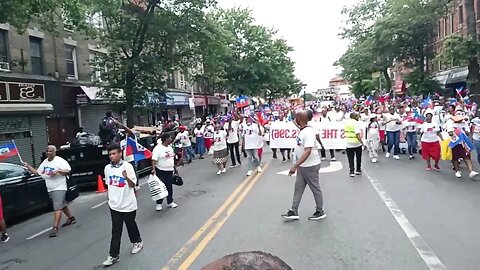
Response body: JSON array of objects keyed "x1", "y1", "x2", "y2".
[
  {"x1": 282, "y1": 110, "x2": 326, "y2": 221},
  {"x1": 24, "y1": 145, "x2": 76, "y2": 237}
]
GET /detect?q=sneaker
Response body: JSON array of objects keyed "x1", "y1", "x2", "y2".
[
  {"x1": 455, "y1": 171, "x2": 462, "y2": 178},
  {"x1": 426, "y1": 166, "x2": 432, "y2": 171},
  {"x1": 433, "y1": 164, "x2": 441, "y2": 171},
  {"x1": 371, "y1": 158, "x2": 377, "y2": 163},
  {"x1": 393, "y1": 155, "x2": 400, "y2": 160},
  {"x1": 469, "y1": 171, "x2": 479, "y2": 179},
  {"x1": 217, "y1": 170, "x2": 222, "y2": 175},
  {"x1": 321, "y1": 157, "x2": 327, "y2": 161},
  {"x1": 102, "y1": 256, "x2": 120, "y2": 267},
  {"x1": 229, "y1": 164, "x2": 237, "y2": 168},
  {"x1": 131, "y1": 241, "x2": 143, "y2": 254},
  {"x1": 61, "y1": 216, "x2": 76, "y2": 228},
  {"x1": 49, "y1": 227, "x2": 58, "y2": 238},
  {"x1": 1, "y1": 233, "x2": 10, "y2": 243},
  {"x1": 355, "y1": 171, "x2": 362, "y2": 175},
  {"x1": 257, "y1": 166, "x2": 263, "y2": 173},
  {"x1": 331, "y1": 157, "x2": 336, "y2": 161},
  {"x1": 246, "y1": 170, "x2": 253, "y2": 176},
  {"x1": 409, "y1": 155, "x2": 414, "y2": 160},
  {"x1": 155, "y1": 204, "x2": 163, "y2": 211},
  {"x1": 273, "y1": 154, "x2": 278, "y2": 159},
  {"x1": 199, "y1": 156, "x2": 205, "y2": 159},
  {"x1": 349, "y1": 173, "x2": 355, "y2": 177},
  {"x1": 281, "y1": 210, "x2": 299, "y2": 220},
  {"x1": 308, "y1": 210, "x2": 327, "y2": 221},
  {"x1": 282, "y1": 158, "x2": 287, "y2": 163},
  {"x1": 167, "y1": 202, "x2": 178, "y2": 208},
  {"x1": 221, "y1": 168, "x2": 227, "y2": 173},
  {"x1": 385, "y1": 153, "x2": 390, "y2": 158}
]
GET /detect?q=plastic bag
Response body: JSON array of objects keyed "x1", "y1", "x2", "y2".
[
  {"x1": 147, "y1": 174, "x2": 168, "y2": 201},
  {"x1": 441, "y1": 138, "x2": 452, "y2": 161}
]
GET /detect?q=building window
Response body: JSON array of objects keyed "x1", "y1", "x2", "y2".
[
  {"x1": 449, "y1": 14, "x2": 454, "y2": 33},
  {"x1": 458, "y1": 5, "x2": 464, "y2": 28},
  {"x1": 437, "y1": 21, "x2": 441, "y2": 39},
  {"x1": 65, "y1": 45, "x2": 78, "y2": 79},
  {"x1": 0, "y1": 30, "x2": 8, "y2": 64},
  {"x1": 443, "y1": 17, "x2": 447, "y2": 37},
  {"x1": 86, "y1": 12, "x2": 104, "y2": 29},
  {"x1": 89, "y1": 52, "x2": 106, "y2": 82},
  {"x1": 29, "y1": 37, "x2": 43, "y2": 75},
  {"x1": 477, "y1": 0, "x2": 480, "y2": 20}
]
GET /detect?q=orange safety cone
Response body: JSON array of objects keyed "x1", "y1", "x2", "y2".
[{"x1": 96, "y1": 175, "x2": 107, "y2": 193}]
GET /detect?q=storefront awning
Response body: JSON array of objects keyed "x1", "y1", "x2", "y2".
[
  {"x1": 166, "y1": 91, "x2": 190, "y2": 106},
  {"x1": 0, "y1": 103, "x2": 53, "y2": 113},
  {"x1": 446, "y1": 66, "x2": 469, "y2": 85},
  {"x1": 80, "y1": 86, "x2": 124, "y2": 102}
]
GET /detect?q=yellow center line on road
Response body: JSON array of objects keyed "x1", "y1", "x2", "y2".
[
  {"x1": 177, "y1": 162, "x2": 271, "y2": 270},
  {"x1": 161, "y1": 161, "x2": 271, "y2": 270}
]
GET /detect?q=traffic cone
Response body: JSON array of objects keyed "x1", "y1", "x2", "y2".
[{"x1": 96, "y1": 175, "x2": 107, "y2": 193}]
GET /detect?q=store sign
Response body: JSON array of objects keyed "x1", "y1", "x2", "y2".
[
  {"x1": 166, "y1": 93, "x2": 189, "y2": 106},
  {"x1": 207, "y1": 96, "x2": 221, "y2": 105},
  {"x1": 193, "y1": 96, "x2": 206, "y2": 107},
  {"x1": 76, "y1": 94, "x2": 89, "y2": 105},
  {"x1": 0, "y1": 82, "x2": 45, "y2": 102},
  {"x1": 0, "y1": 83, "x2": 7, "y2": 101}
]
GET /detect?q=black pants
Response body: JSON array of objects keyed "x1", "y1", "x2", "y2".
[
  {"x1": 227, "y1": 142, "x2": 241, "y2": 165},
  {"x1": 346, "y1": 146, "x2": 362, "y2": 174},
  {"x1": 109, "y1": 209, "x2": 142, "y2": 257},
  {"x1": 156, "y1": 169, "x2": 174, "y2": 204},
  {"x1": 320, "y1": 149, "x2": 335, "y2": 158}
]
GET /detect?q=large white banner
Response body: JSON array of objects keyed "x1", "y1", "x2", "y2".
[{"x1": 269, "y1": 121, "x2": 366, "y2": 150}]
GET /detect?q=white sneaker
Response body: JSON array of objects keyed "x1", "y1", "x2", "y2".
[
  {"x1": 455, "y1": 171, "x2": 462, "y2": 178},
  {"x1": 217, "y1": 170, "x2": 222, "y2": 175},
  {"x1": 331, "y1": 157, "x2": 336, "y2": 161},
  {"x1": 385, "y1": 153, "x2": 390, "y2": 158},
  {"x1": 102, "y1": 256, "x2": 120, "y2": 266},
  {"x1": 155, "y1": 204, "x2": 163, "y2": 211},
  {"x1": 246, "y1": 170, "x2": 253, "y2": 176},
  {"x1": 257, "y1": 166, "x2": 263, "y2": 173},
  {"x1": 393, "y1": 155, "x2": 400, "y2": 160},
  {"x1": 321, "y1": 157, "x2": 326, "y2": 161},
  {"x1": 372, "y1": 158, "x2": 377, "y2": 163},
  {"x1": 167, "y1": 202, "x2": 178, "y2": 208},
  {"x1": 469, "y1": 171, "x2": 479, "y2": 179},
  {"x1": 221, "y1": 168, "x2": 227, "y2": 173},
  {"x1": 131, "y1": 241, "x2": 143, "y2": 254}
]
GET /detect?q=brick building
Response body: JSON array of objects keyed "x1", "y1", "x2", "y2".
[{"x1": 431, "y1": 0, "x2": 480, "y2": 91}]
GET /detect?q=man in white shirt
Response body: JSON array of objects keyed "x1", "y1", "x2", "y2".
[
  {"x1": 224, "y1": 116, "x2": 242, "y2": 167},
  {"x1": 282, "y1": 110, "x2": 326, "y2": 221},
  {"x1": 175, "y1": 126, "x2": 194, "y2": 163},
  {"x1": 384, "y1": 106, "x2": 402, "y2": 159},
  {"x1": 102, "y1": 144, "x2": 143, "y2": 266},
  {"x1": 241, "y1": 116, "x2": 263, "y2": 176}
]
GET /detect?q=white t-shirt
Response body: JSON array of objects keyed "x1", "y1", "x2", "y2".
[
  {"x1": 404, "y1": 120, "x2": 420, "y2": 133},
  {"x1": 367, "y1": 122, "x2": 380, "y2": 140},
  {"x1": 194, "y1": 127, "x2": 205, "y2": 138},
  {"x1": 328, "y1": 111, "x2": 344, "y2": 122},
  {"x1": 421, "y1": 122, "x2": 440, "y2": 142},
  {"x1": 104, "y1": 161, "x2": 137, "y2": 212},
  {"x1": 243, "y1": 123, "x2": 263, "y2": 150},
  {"x1": 204, "y1": 125, "x2": 214, "y2": 139},
  {"x1": 224, "y1": 120, "x2": 240, "y2": 144},
  {"x1": 38, "y1": 156, "x2": 71, "y2": 192},
  {"x1": 307, "y1": 121, "x2": 322, "y2": 149},
  {"x1": 212, "y1": 130, "x2": 228, "y2": 151},
  {"x1": 295, "y1": 126, "x2": 321, "y2": 167},
  {"x1": 384, "y1": 113, "x2": 402, "y2": 132},
  {"x1": 175, "y1": 131, "x2": 191, "y2": 147},
  {"x1": 152, "y1": 144, "x2": 175, "y2": 171}
]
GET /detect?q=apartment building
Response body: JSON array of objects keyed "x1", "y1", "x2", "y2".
[{"x1": 431, "y1": 0, "x2": 480, "y2": 90}]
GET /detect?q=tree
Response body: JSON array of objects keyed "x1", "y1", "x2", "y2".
[{"x1": 465, "y1": 0, "x2": 480, "y2": 100}]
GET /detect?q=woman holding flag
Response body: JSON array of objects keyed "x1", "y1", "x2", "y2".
[{"x1": 447, "y1": 125, "x2": 479, "y2": 179}]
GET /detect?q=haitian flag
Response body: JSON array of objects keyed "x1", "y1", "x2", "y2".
[
  {"x1": 236, "y1": 95, "x2": 250, "y2": 108},
  {"x1": 364, "y1": 95, "x2": 374, "y2": 106},
  {"x1": 125, "y1": 137, "x2": 152, "y2": 162},
  {"x1": 0, "y1": 141, "x2": 19, "y2": 161},
  {"x1": 421, "y1": 95, "x2": 432, "y2": 108},
  {"x1": 449, "y1": 128, "x2": 475, "y2": 152}
]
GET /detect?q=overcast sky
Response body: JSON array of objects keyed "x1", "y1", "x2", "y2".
[{"x1": 217, "y1": 0, "x2": 357, "y2": 92}]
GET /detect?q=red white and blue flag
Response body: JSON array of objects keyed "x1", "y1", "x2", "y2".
[
  {"x1": 0, "y1": 141, "x2": 19, "y2": 161},
  {"x1": 125, "y1": 137, "x2": 152, "y2": 162},
  {"x1": 364, "y1": 95, "x2": 374, "y2": 106}
]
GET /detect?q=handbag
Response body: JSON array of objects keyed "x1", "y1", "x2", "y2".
[
  {"x1": 65, "y1": 175, "x2": 79, "y2": 202},
  {"x1": 147, "y1": 174, "x2": 168, "y2": 201},
  {"x1": 173, "y1": 174, "x2": 184, "y2": 186}
]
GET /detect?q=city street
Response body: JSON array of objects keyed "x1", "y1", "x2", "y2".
[{"x1": 1, "y1": 150, "x2": 480, "y2": 270}]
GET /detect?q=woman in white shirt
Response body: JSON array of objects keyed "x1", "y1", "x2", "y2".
[
  {"x1": 212, "y1": 124, "x2": 229, "y2": 175},
  {"x1": 366, "y1": 115, "x2": 381, "y2": 163},
  {"x1": 404, "y1": 116, "x2": 420, "y2": 160},
  {"x1": 383, "y1": 106, "x2": 403, "y2": 160},
  {"x1": 420, "y1": 113, "x2": 443, "y2": 171},
  {"x1": 151, "y1": 133, "x2": 178, "y2": 211},
  {"x1": 203, "y1": 120, "x2": 215, "y2": 154},
  {"x1": 224, "y1": 116, "x2": 242, "y2": 167},
  {"x1": 193, "y1": 123, "x2": 206, "y2": 159},
  {"x1": 242, "y1": 117, "x2": 263, "y2": 176}
]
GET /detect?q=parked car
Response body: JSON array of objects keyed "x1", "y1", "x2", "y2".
[{"x1": 0, "y1": 163, "x2": 51, "y2": 222}]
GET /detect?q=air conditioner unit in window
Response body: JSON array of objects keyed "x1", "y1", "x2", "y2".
[{"x1": 0, "y1": 62, "x2": 10, "y2": 72}]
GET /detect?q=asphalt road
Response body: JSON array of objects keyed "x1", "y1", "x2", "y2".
[{"x1": 1, "y1": 149, "x2": 479, "y2": 270}]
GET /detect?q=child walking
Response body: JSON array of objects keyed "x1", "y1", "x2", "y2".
[{"x1": 366, "y1": 114, "x2": 381, "y2": 163}]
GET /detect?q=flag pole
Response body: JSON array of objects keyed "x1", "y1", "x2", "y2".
[{"x1": 11, "y1": 140, "x2": 24, "y2": 164}]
